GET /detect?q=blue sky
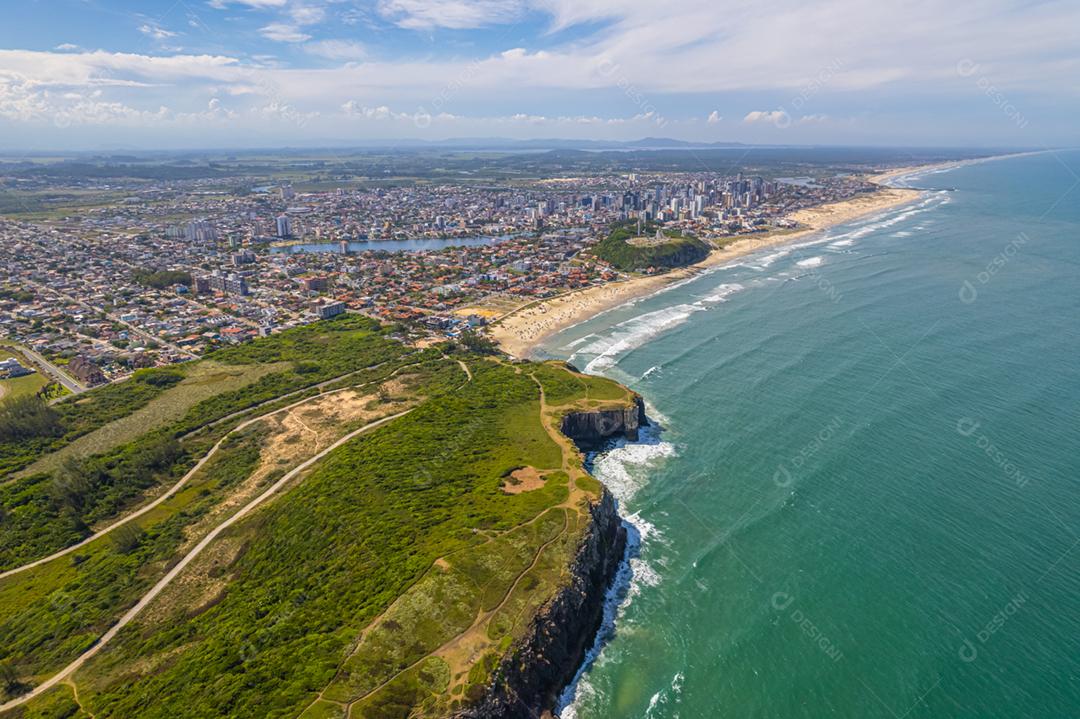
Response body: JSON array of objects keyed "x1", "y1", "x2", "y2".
[{"x1": 1, "y1": 0, "x2": 1078, "y2": 149}]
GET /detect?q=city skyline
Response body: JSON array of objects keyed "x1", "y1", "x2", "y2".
[{"x1": 2, "y1": 0, "x2": 1079, "y2": 149}]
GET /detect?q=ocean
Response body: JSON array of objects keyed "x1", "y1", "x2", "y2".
[{"x1": 538, "y1": 151, "x2": 1080, "y2": 718}]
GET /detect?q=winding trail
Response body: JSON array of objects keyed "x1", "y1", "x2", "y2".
[
  {"x1": 302, "y1": 363, "x2": 590, "y2": 716},
  {"x1": 177, "y1": 356, "x2": 418, "y2": 441},
  {"x1": 0, "y1": 409, "x2": 412, "y2": 714},
  {"x1": 1, "y1": 361, "x2": 423, "y2": 578}
]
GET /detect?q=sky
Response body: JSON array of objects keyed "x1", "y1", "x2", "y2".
[{"x1": 1, "y1": 0, "x2": 1078, "y2": 150}]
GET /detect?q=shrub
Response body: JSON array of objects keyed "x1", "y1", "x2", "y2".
[{"x1": 0, "y1": 395, "x2": 63, "y2": 443}]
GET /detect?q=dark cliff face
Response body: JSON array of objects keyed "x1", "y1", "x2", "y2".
[
  {"x1": 451, "y1": 399, "x2": 646, "y2": 719},
  {"x1": 559, "y1": 395, "x2": 647, "y2": 451},
  {"x1": 452, "y1": 489, "x2": 626, "y2": 719}
]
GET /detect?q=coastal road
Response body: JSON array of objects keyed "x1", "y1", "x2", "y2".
[
  {"x1": 9, "y1": 343, "x2": 86, "y2": 395},
  {"x1": 0, "y1": 408, "x2": 413, "y2": 714}
]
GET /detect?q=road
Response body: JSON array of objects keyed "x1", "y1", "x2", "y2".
[
  {"x1": 26, "y1": 280, "x2": 198, "y2": 360},
  {"x1": 10, "y1": 343, "x2": 86, "y2": 395},
  {"x1": 0, "y1": 409, "x2": 412, "y2": 714}
]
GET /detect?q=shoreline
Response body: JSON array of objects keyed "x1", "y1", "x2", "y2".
[{"x1": 488, "y1": 170, "x2": 943, "y2": 358}]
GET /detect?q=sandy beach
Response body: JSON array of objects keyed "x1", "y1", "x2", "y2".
[{"x1": 489, "y1": 180, "x2": 929, "y2": 358}]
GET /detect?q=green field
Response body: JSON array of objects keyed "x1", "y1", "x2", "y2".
[
  {"x1": 0, "y1": 321, "x2": 635, "y2": 719},
  {"x1": 0, "y1": 350, "x2": 50, "y2": 402}
]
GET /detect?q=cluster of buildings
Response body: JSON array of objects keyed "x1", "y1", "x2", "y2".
[
  {"x1": 0, "y1": 356, "x2": 33, "y2": 379},
  {"x1": 0, "y1": 168, "x2": 876, "y2": 386}
]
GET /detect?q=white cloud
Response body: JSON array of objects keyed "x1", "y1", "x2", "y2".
[
  {"x1": 259, "y1": 22, "x2": 312, "y2": 42},
  {"x1": 341, "y1": 101, "x2": 416, "y2": 122},
  {"x1": 138, "y1": 23, "x2": 179, "y2": 40},
  {"x1": 377, "y1": 0, "x2": 524, "y2": 29},
  {"x1": 0, "y1": 49, "x2": 240, "y2": 88},
  {"x1": 743, "y1": 110, "x2": 788, "y2": 126},
  {"x1": 0, "y1": 77, "x2": 170, "y2": 126},
  {"x1": 289, "y1": 5, "x2": 326, "y2": 24},
  {"x1": 55, "y1": 43, "x2": 80, "y2": 52},
  {"x1": 5, "y1": 0, "x2": 1080, "y2": 146},
  {"x1": 304, "y1": 39, "x2": 367, "y2": 61}
]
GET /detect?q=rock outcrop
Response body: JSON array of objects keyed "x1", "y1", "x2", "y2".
[
  {"x1": 559, "y1": 395, "x2": 647, "y2": 450},
  {"x1": 452, "y1": 489, "x2": 626, "y2": 719}
]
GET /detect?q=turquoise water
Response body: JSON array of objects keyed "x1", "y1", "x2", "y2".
[{"x1": 540, "y1": 152, "x2": 1080, "y2": 718}]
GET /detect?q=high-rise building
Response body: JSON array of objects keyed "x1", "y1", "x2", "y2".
[
  {"x1": 231, "y1": 250, "x2": 256, "y2": 266},
  {"x1": 276, "y1": 215, "x2": 292, "y2": 238},
  {"x1": 313, "y1": 301, "x2": 346, "y2": 319},
  {"x1": 197, "y1": 272, "x2": 249, "y2": 296},
  {"x1": 168, "y1": 220, "x2": 216, "y2": 242},
  {"x1": 301, "y1": 276, "x2": 330, "y2": 292}
]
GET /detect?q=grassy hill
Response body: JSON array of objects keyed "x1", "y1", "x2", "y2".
[
  {"x1": 0, "y1": 316, "x2": 416, "y2": 572},
  {"x1": 0, "y1": 320, "x2": 638, "y2": 719},
  {"x1": 590, "y1": 220, "x2": 711, "y2": 272}
]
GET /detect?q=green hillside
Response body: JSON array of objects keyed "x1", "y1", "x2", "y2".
[
  {"x1": 0, "y1": 320, "x2": 635, "y2": 719},
  {"x1": 590, "y1": 220, "x2": 711, "y2": 271}
]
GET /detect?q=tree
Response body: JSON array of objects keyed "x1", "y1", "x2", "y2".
[
  {"x1": 0, "y1": 394, "x2": 63, "y2": 442},
  {"x1": 51, "y1": 458, "x2": 98, "y2": 514},
  {"x1": 458, "y1": 331, "x2": 499, "y2": 356},
  {"x1": 110, "y1": 522, "x2": 145, "y2": 554},
  {"x1": 0, "y1": 660, "x2": 28, "y2": 698}
]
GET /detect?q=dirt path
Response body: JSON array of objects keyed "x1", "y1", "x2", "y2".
[
  {"x1": 0, "y1": 409, "x2": 413, "y2": 715},
  {"x1": 306, "y1": 367, "x2": 589, "y2": 717},
  {"x1": 288, "y1": 409, "x2": 322, "y2": 452},
  {"x1": 0, "y1": 362, "x2": 423, "y2": 578},
  {"x1": 65, "y1": 680, "x2": 95, "y2": 719},
  {"x1": 455, "y1": 359, "x2": 473, "y2": 382},
  {"x1": 341, "y1": 510, "x2": 570, "y2": 715},
  {"x1": 178, "y1": 356, "x2": 418, "y2": 440}
]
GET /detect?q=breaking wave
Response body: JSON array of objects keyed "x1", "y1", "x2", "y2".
[{"x1": 557, "y1": 423, "x2": 675, "y2": 717}]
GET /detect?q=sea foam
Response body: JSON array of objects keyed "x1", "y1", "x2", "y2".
[
  {"x1": 579, "y1": 283, "x2": 745, "y2": 373},
  {"x1": 557, "y1": 422, "x2": 675, "y2": 717}
]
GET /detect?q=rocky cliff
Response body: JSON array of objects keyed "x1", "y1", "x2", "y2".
[
  {"x1": 452, "y1": 488, "x2": 626, "y2": 719},
  {"x1": 559, "y1": 395, "x2": 648, "y2": 450},
  {"x1": 452, "y1": 399, "x2": 645, "y2": 719}
]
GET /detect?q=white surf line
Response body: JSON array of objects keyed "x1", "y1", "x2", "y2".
[
  {"x1": 1, "y1": 363, "x2": 422, "y2": 581},
  {"x1": 0, "y1": 409, "x2": 412, "y2": 713}
]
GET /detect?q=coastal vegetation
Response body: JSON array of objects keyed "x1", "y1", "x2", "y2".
[
  {"x1": 0, "y1": 316, "x2": 414, "y2": 570},
  {"x1": 590, "y1": 220, "x2": 710, "y2": 272},
  {"x1": 0, "y1": 316, "x2": 637, "y2": 719}
]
